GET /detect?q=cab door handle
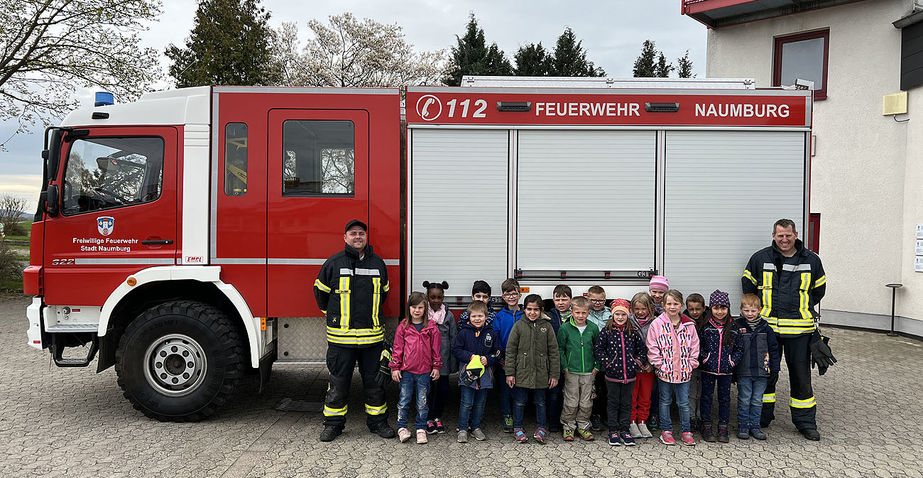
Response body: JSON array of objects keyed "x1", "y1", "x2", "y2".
[{"x1": 142, "y1": 239, "x2": 174, "y2": 245}]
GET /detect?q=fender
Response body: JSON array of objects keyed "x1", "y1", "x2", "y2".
[{"x1": 98, "y1": 265, "x2": 263, "y2": 367}]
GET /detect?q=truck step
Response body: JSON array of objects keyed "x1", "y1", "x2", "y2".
[
  {"x1": 45, "y1": 323, "x2": 98, "y2": 333},
  {"x1": 51, "y1": 337, "x2": 99, "y2": 367}
]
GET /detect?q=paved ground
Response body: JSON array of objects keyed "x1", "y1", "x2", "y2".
[{"x1": 1, "y1": 293, "x2": 921, "y2": 477}]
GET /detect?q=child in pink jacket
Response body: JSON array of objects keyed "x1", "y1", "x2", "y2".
[
  {"x1": 390, "y1": 292, "x2": 442, "y2": 444},
  {"x1": 646, "y1": 289, "x2": 700, "y2": 447}
]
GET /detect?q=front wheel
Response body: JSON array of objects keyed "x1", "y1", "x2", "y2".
[{"x1": 115, "y1": 301, "x2": 245, "y2": 421}]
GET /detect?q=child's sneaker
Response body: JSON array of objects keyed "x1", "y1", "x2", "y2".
[
  {"x1": 629, "y1": 422, "x2": 642, "y2": 438},
  {"x1": 575, "y1": 428, "x2": 595, "y2": 441},
  {"x1": 638, "y1": 421, "x2": 653, "y2": 438},
  {"x1": 416, "y1": 429, "x2": 428, "y2": 444},
  {"x1": 702, "y1": 422, "x2": 715, "y2": 442},
  {"x1": 398, "y1": 427, "x2": 412, "y2": 443},
  {"x1": 590, "y1": 414, "x2": 604, "y2": 431},
  {"x1": 621, "y1": 431, "x2": 636, "y2": 446},
  {"x1": 660, "y1": 431, "x2": 676, "y2": 445},
  {"x1": 737, "y1": 427, "x2": 750, "y2": 440},
  {"x1": 514, "y1": 428, "x2": 528, "y2": 443},
  {"x1": 426, "y1": 420, "x2": 438, "y2": 435},
  {"x1": 717, "y1": 424, "x2": 729, "y2": 443},
  {"x1": 503, "y1": 415, "x2": 514, "y2": 433},
  {"x1": 533, "y1": 427, "x2": 547, "y2": 444},
  {"x1": 750, "y1": 427, "x2": 767, "y2": 440},
  {"x1": 434, "y1": 418, "x2": 445, "y2": 434},
  {"x1": 648, "y1": 415, "x2": 660, "y2": 431},
  {"x1": 471, "y1": 428, "x2": 486, "y2": 441},
  {"x1": 608, "y1": 433, "x2": 622, "y2": 446},
  {"x1": 562, "y1": 428, "x2": 575, "y2": 441},
  {"x1": 681, "y1": 431, "x2": 696, "y2": 446},
  {"x1": 457, "y1": 430, "x2": 468, "y2": 443}
]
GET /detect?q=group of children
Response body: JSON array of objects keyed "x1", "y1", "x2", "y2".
[{"x1": 387, "y1": 275, "x2": 781, "y2": 446}]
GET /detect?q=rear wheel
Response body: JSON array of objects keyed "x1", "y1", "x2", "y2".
[{"x1": 115, "y1": 301, "x2": 245, "y2": 421}]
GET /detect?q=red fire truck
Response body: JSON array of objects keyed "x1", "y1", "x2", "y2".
[{"x1": 24, "y1": 78, "x2": 813, "y2": 421}]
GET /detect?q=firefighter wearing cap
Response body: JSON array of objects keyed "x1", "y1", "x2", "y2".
[
  {"x1": 742, "y1": 218, "x2": 826, "y2": 441},
  {"x1": 315, "y1": 219, "x2": 394, "y2": 442}
]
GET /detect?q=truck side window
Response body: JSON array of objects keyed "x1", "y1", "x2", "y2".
[
  {"x1": 281, "y1": 120, "x2": 354, "y2": 197},
  {"x1": 61, "y1": 137, "x2": 164, "y2": 215},
  {"x1": 224, "y1": 122, "x2": 248, "y2": 196}
]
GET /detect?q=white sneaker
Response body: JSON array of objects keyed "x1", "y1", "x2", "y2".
[
  {"x1": 457, "y1": 430, "x2": 468, "y2": 443},
  {"x1": 416, "y1": 429, "x2": 428, "y2": 444},
  {"x1": 471, "y1": 428, "x2": 487, "y2": 441},
  {"x1": 629, "y1": 422, "x2": 642, "y2": 438},
  {"x1": 638, "y1": 421, "x2": 653, "y2": 438},
  {"x1": 398, "y1": 427, "x2": 411, "y2": 443}
]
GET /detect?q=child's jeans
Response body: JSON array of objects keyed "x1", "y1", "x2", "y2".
[
  {"x1": 458, "y1": 386, "x2": 489, "y2": 430},
  {"x1": 495, "y1": 364, "x2": 513, "y2": 417},
  {"x1": 658, "y1": 379, "x2": 691, "y2": 433},
  {"x1": 605, "y1": 380, "x2": 635, "y2": 433},
  {"x1": 737, "y1": 376, "x2": 768, "y2": 429},
  {"x1": 512, "y1": 387, "x2": 547, "y2": 429},
  {"x1": 560, "y1": 372, "x2": 594, "y2": 430},
  {"x1": 689, "y1": 369, "x2": 702, "y2": 421},
  {"x1": 396, "y1": 372, "x2": 430, "y2": 429},
  {"x1": 631, "y1": 372, "x2": 655, "y2": 423},
  {"x1": 427, "y1": 375, "x2": 449, "y2": 420},
  {"x1": 700, "y1": 373, "x2": 732, "y2": 424},
  {"x1": 547, "y1": 372, "x2": 564, "y2": 427}
]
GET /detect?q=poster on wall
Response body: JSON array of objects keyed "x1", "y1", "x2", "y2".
[{"x1": 916, "y1": 256, "x2": 923, "y2": 273}]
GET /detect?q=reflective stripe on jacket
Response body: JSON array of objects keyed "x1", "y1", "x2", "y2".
[{"x1": 314, "y1": 244, "x2": 389, "y2": 347}]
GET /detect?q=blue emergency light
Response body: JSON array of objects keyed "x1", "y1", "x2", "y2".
[{"x1": 94, "y1": 91, "x2": 115, "y2": 107}]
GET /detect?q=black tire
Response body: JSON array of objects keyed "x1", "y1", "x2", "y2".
[{"x1": 115, "y1": 301, "x2": 245, "y2": 421}]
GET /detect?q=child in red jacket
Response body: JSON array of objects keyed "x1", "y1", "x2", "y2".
[{"x1": 390, "y1": 292, "x2": 442, "y2": 444}]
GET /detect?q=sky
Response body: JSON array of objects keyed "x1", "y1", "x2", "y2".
[{"x1": 0, "y1": 0, "x2": 708, "y2": 212}]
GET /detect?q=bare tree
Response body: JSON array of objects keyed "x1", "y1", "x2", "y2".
[
  {"x1": 0, "y1": 0, "x2": 163, "y2": 145},
  {"x1": 0, "y1": 195, "x2": 27, "y2": 236},
  {"x1": 273, "y1": 13, "x2": 446, "y2": 87}
]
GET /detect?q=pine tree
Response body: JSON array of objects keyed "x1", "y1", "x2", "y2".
[
  {"x1": 677, "y1": 50, "x2": 695, "y2": 78},
  {"x1": 166, "y1": 0, "x2": 278, "y2": 87},
  {"x1": 655, "y1": 52, "x2": 674, "y2": 78},
  {"x1": 551, "y1": 27, "x2": 605, "y2": 77},
  {"x1": 514, "y1": 43, "x2": 553, "y2": 76},
  {"x1": 633, "y1": 40, "x2": 658, "y2": 77},
  {"x1": 443, "y1": 14, "x2": 513, "y2": 86}
]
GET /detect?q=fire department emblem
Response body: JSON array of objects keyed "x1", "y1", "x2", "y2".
[
  {"x1": 97, "y1": 216, "x2": 114, "y2": 236},
  {"x1": 415, "y1": 94, "x2": 442, "y2": 121}
]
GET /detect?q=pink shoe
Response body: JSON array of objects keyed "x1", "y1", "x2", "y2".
[
  {"x1": 660, "y1": 431, "x2": 675, "y2": 445},
  {"x1": 682, "y1": 431, "x2": 696, "y2": 446}
]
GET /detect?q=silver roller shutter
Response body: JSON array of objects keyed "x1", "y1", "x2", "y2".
[
  {"x1": 409, "y1": 129, "x2": 510, "y2": 295},
  {"x1": 663, "y1": 130, "x2": 806, "y2": 307},
  {"x1": 516, "y1": 130, "x2": 656, "y2": 274}
]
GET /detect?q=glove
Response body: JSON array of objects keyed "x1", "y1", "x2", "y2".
[
  {"x1": 809, "y1": 333, "x2": 836, "y2": 375},
  {"x1": 376, "y1": 346, "x2": 393, "y2": 388}
]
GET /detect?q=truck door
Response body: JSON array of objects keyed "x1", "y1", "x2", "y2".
[
  {"x1": 44, "y1": 127, "x2": 178, "y2": 305},
  {"x1": 266, "y1": 109, "x2": 369, "y2": 317}
]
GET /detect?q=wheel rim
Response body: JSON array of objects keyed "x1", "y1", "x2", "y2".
[{"x1": 143, "y1": 334, "x2": 208, "y2": 397}]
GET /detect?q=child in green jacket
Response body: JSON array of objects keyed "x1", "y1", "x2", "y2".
[{"x1": 556, "y1": 296, "x2": 600, "y2": 441}]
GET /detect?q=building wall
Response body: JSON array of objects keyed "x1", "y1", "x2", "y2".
[{"x1": 705, "y1": 0, "x2": 922, "y2": 329}]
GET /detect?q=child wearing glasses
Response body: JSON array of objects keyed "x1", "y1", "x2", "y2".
[{"x1": 494, "y1": 278, "x2": 524, "y2": 432}]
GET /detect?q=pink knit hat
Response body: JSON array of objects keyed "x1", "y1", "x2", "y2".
[{"x1": 649, "y1": 275, "x2": 670, "y2": 292}]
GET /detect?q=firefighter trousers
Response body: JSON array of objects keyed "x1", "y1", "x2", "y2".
[
  {"x1": 760, "y1": 333, "x2": 817, "y2": 431},
  {"x1": 323, "y1": 343, "x2": 388, "y2": 430}
]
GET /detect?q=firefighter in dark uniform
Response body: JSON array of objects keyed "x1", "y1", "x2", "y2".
[
  {"x1": 315, "y1": 219, "x2": 395, "y2": 442},
  {"x1": 742, "y1": 218, "x2": 826, "y2": 441}
]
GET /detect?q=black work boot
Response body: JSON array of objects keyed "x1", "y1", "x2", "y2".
[
  {"x1": 801, "y1": 428, "x2": 820, "y2": 441},
  {"x1": 370, "y1": 422, "x2": 396, "y2": 439},
  {"x1": 320, "y1": 426, "x2": 343, "y2": 442}
]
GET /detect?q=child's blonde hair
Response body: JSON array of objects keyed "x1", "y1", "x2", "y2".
[
  {"x1": 740, "y1": 293, "x2": 761, "y2": 309},
  {"x1": 587, "y1": 285, "x2": 606, "y2": 296},
  {"x1": 467, "y1": 300, "x2": 488, "y2": 316},
  {"x1": 571, "y1": 296, "x2": 589, "y2": 309},
  {"x1": 664, "y1": 289, "x2": 684, "y2": 307},
  {"x1": 630, "y1": 292, "x2": 655, "y2": 318}
]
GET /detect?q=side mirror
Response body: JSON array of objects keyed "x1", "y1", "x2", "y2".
[{"x1": 45, "y1": 184, "x2": 59, "y2": 217}]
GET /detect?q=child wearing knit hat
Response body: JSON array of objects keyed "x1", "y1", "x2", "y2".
[
  {"x1": 648, "y1": 276, "x2": 670, "y2": 316},
  {"x1": 698, "y1": 290, "x2": 744, "y2": 443},
  {"x1": 594, "y1": 299, "x2": 649, "y2": 446}
]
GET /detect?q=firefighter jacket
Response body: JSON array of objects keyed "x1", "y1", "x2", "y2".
[
  {"x1": 314, "y1": 244, "x2": 389, "y2": 347},
  {"x1": 742, "y1": 239, "x2": 826, "y2": 336}
]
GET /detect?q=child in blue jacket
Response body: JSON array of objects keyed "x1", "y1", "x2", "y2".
[
  {"x1": 452, "y1": 301, "x2": 502, "y2": 443},
  {"x1": 698, "y1": 290, "x2": 743, "y2": 443},
  {"x1": 733, "y1": 294, "x2": 781, "y2": 440}
]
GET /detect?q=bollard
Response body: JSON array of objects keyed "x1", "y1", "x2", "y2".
[{"x1": 885, "y1": 283, "x2": 903, "y2": 337}]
